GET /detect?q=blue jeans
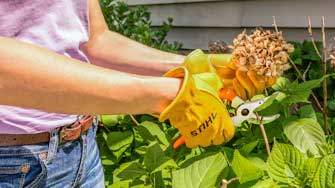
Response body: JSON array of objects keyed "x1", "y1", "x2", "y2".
[{"x1": 0, "y1": 122, "x2": 105, "y2": 188}]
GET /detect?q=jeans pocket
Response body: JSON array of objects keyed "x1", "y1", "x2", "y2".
[
  {"x1": 0, "y1": 163, "x2": 28, "y2": 188},
  {"x1": 24, "y1": 153, "x2": 47, "y2": 188},
  {"x1": 0, "y1": 149, "x2": 47, "y2": 188}
]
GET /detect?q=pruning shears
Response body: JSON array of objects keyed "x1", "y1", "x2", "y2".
[{"x1": 173, "y1": 88, "x2": 280, "y2": 149}]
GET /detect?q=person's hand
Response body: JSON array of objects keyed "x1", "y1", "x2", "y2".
[
  {"x1": 159, "y1": 66, "x2": 235, "y2": 148},
  {"x1": 182, "y1": 49, "x2": 276, "y2": 99}
]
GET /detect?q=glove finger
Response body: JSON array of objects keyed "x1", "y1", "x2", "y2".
[
  {"x1": 247, "y1": 70, "x2": 266, "y2": 93},
  {"x1": 236, "y1": 69, "x2": 256, "y2": 98},
  {"x1": 184, "y1": 126, "x2": 213, "y2": 148},
  {"x1": 227, "y1": 60, "x2": 239, "y2": 70},
  {"x1": 233, "y1": 78, "x2": 247, "y2": 100},
  {"x1": 207, "y1": 54, "x2": 233, "y2": 67},
  {"x1": 212, "y1": 107, "x2": 235, "y2": 145},
  {"x1": 185, "y1": 137, "x2": 198, "y2": 148},
  {"x1": 198, "y1": 137, "x2": 213, "y2": 147},
  {"x1": 184, "y1": 49, "x2": 211, "y2": 74},
  {"x1": 215, "y1": 66, "x2": 236, "y2": 79},
  {"x1": 211, "y1": 129, "x2": 225, "y2": 145},
  {"x1": 222, "y1": 79, "x2": 233, "y2": 88},
  {"x1": 222, "y1": 123, "x2": 235, "y2": 142}
]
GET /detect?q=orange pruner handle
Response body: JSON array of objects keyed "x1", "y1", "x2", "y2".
[
  {"x1": 173, "y1": 136, "x2": 186, "y2": 149},
  {"x1": 219, "y1": 87, "x2": 237, "y2": 101}
]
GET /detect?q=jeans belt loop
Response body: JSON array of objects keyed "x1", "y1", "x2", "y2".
[{"x1": 46, "y1": 128, "x2": 60, "y2": 164}]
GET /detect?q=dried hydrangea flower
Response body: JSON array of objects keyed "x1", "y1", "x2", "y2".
[{"x1": 230, "y1": 29, "x2": 294, "y2": 77}]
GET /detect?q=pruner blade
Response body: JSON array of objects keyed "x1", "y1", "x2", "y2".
[{"x1": 231, "y1": 97, "x2": 280, "y2": 127}]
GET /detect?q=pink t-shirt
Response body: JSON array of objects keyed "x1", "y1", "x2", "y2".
[{"x1": 0, "y1": 0, "x2": 90, "y2": 134}]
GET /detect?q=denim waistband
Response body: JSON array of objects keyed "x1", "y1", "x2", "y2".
[{"x1": 0, "y1": 118, "x2": 98, "y2": 164}]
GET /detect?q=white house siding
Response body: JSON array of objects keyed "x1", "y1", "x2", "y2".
[{"x1": 121, "y1": 0, "x2": 335, "y2": 50}]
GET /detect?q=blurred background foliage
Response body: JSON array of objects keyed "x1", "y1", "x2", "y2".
[{"x1": 99, "y1": 0, "x2": 182, "y2": 52}]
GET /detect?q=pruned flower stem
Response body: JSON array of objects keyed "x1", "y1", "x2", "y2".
[
  {"x1": 307, "y1": 16, "x2": 322, "y2": 59},
  {"x1": 255, "y1": 113, "x2": 271, "y2": 156},
  {"x1": 321, "y1": 16, "x2": 330, "y2": 135},
  {"x1": 307, "y1": 16, "x2": 330, "y2": 134}
]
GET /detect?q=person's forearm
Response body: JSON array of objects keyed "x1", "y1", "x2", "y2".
[
  {"x1": 0, "y1": 37, "x2": 181, "y2": 114},
  {"x1": 81, "y1": 31, "x2": 185, "y2": 76}
]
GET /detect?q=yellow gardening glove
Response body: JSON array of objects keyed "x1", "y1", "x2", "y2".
[
  {"x1": 182, "y1": 49, "x2": 276, "y2": 100},
  {"x1": 209, "y1": 54, "x2": 277, "y2": 99},
  {"x1": 159, "y1": 66, "x2": 235, "y2": 148}
]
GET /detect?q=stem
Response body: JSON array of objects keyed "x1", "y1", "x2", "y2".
[
  {"x1": 307, "y1": 16, "x2": 322, "y2": 59},
  {"x1": 288, "y1": 56, "x2": 303, "y2": 78},
  {"x1": 273, "y1": 16, "x2": 322, "y2": 112},
  {"x1": 288, "y1": 57, "x2": 323, "y2": 112},
  {"x1": 272, "y1": 16, "x2": 279, "y2": 33},
  {"x1": 255, "y1": 113, "x2": 271, "y2": 156},
  {"x1": 221, "y1": 177, "x2": 239, "y2": 188},
  {"x1": 302, "y1": 62, "x2": 312, "y2": 81},
  {"x1": 129, "y1": 115, "x2": 140, "y2": 126},
  {"x1": 321, "y1": 16, "x2": 330, "y2": 135}
]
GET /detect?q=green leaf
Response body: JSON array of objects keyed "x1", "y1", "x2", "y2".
[
  {"x1": 267, "y1": 143, "x2": 307, "y2": 186},
  {"x1": 107, "y1": 131, "x2": 134, "y2": 151},
  {"x1": 152, "y1": 159, "x2": 178, "y2": 174},
  {"x1": 298, "y1": 105, "x2": 317, "y2": 120},
  {"x1": 327, "y1": 99, "x2": 335, "y2": 110},
  {"x1": 289, "y1": 41, "x2": 302, "y2": 59},
  {"x1": 250, "y1": 178, "x2": 281, "y2": 188},
  {"x1": 256, "y1": 101, "x2": 281, "y2": 117},
  {"x1": 143, "y1": 143, "x2": 176, "y2": 173},
  {"x1": 240, "y1": 140, "x2": 259, "y2": 155},
  {"x1": 248, "y1": 157, "x2": 267, "y2": 171},
  {"x1": 152, "y1": 171, "x2": 166, "y2": 188},
  {"x1": 304, "y1": 158, "x2": 321, "y2": 185},
  {"x1": 283, "y1": 77, "x2": 325, "y2": 105},
  {"x1": 283, "y1": 118, "x2": 326, "y2": 157},
  {"x1": 102, "y1": 158, "x2": 115, "y2": 166},
  {"x1": 135, "y1": 145, "x2": 148, "y2": 155},
  {"x1": 172, "y1": 152, "x2": 227, "y2": 188},
  {"x1": 292, "y1": 78, "x2": 323, "y2": 92},
  {"x1": 114, "y1": 145, "x2": 131, "y2": 160},
  {"x1": 97, "y1": 131, "x2": 117, "y2": 165},
  {"x1": 293, "y1": 58, "x2": 302, "y2": 65},
  {"x1": 109, "y1": 180, "x2": 131, "y2": 188},
  {"x1": 115, "y1": 161, "x2": 148, "y2": 180},
  {"x1": 271, "y1": 77, "x2": 290, "y2": 91},
  {"x1": 130, "y1": 184, "x2": 152, "y2": 188},
  {"x1": 312, "y1": 154, "x2": 335, "y2": 188},
  {"x1": 254, "y1": 93, "x2": 278, "y2": 112},
  {"x1": 302, "y1": 40, "x2": 322, "y2": 62},
  {"x1": 100, "y1": 115, "x2": 124, "y2": 127},
  {"x1": 254, "y1": 93, "x2": 282, "y2": 117},
  {"x1": 309, "y1": 63, "x2": 323, "y2": 80},
  {"x1": 137, "y1": 121, "x2": 169, "y2": 146},
  {"x1": 231, "y1": 150, "x2": 264, "y2": 184}
]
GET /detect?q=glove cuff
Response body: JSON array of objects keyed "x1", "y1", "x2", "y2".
[{"x1": 159, "y1": 66, "x2": 189, "y2": 122}]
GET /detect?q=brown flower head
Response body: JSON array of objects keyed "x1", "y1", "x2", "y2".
[{"x1": 230, "y1": 29, "x2": 294, "y2": 77}]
